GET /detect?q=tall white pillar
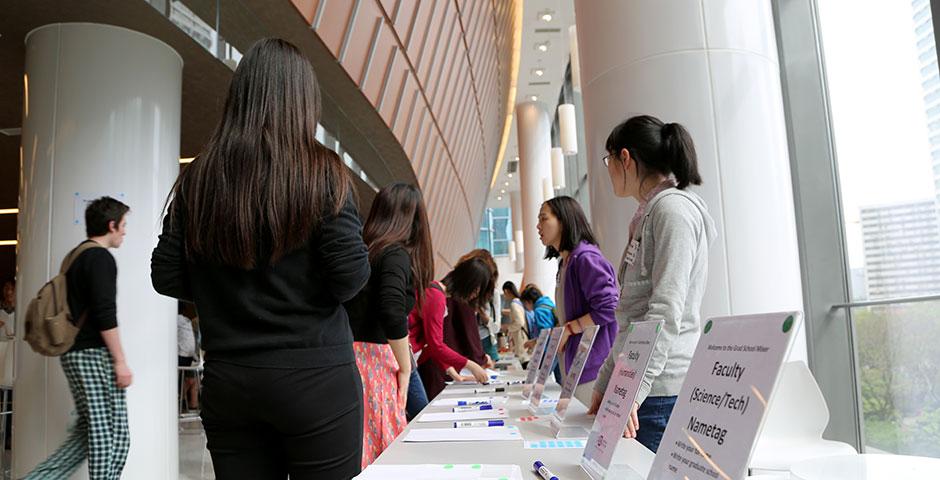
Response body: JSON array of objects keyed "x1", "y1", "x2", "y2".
[
  {"x1": 510, "y1": 191, "x2": 524, "y2": 273},
  {"x1": 16, "y1": 24, "x2": 181, "y2": 479},
  {"x1": 574, "y1": 0, "x2": 804, "y2": 353},
  {"x1": 515, "y1": 101, "x2": 556, "y2": 297}
]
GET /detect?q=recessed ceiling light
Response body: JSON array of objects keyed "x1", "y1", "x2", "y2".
[
  {"x1": 538, "y1": 9, "x2": 554, "y2": 22},
  {"x1": 532, "y1": 68, "x2": 545, "y2": 77},
  {"x1": 504, "y1": 182, "x2": 510, "y2": 187},
  {"x1": 497, "y1": 196, "x2": 503, "y2": 201},
  {"x1": 535, "y1": 41, "x2": 550, "y2": 52},
  {"x1": 508, "y1": 173, "x2": 513, "y2": 178},
  {"x1": 500, "y1": 189, "x2": 506, "y2": 194},
  {"x1": 529, "y1": 95, "x2": 539, "y2": 102}
]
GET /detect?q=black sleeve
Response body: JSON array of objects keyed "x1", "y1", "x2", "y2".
[
  {"x1": 319, "y1": 195, "x2": 371, "y2": 303},
  {"x1": 377, "y1": 247, "x2": 412, "y2": 341},
  {"x1": 151, "y1": 201, "x2": 193, "y2": 301},
  {"x1": 84, "y1": 249, "x2": 118, "y2": 331}
]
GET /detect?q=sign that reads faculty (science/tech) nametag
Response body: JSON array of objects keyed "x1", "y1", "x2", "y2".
[
  {"x1": 648, "y1": 312, "x2": 802, "y2": 480},
  {"x1": 581, "y1": 320, "x2": 663, "y2": 480}
]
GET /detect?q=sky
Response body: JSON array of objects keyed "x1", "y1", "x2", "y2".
[{"x1": 817, "y1": 0, "x2": 937, "y2": 269}]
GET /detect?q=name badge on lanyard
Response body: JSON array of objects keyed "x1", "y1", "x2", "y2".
[{"x1": 624, "y1": 238, "x2": 641, "y2": 267}]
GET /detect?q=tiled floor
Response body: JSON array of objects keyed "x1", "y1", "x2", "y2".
[{"x1": 179, "y1": 422, "x2": 215, "y2": 480}]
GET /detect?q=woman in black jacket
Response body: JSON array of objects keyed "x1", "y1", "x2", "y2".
[{"x1": 151, "y1": 38, "x2": 370, "y2": 480}]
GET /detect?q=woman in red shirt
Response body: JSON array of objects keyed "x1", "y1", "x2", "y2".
[{"x1": 409, "y1": 258, "x2": 492, "y2": 400}]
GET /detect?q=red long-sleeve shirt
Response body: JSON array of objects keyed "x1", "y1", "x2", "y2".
[{"x1": 408, "y1": 282, "x2": 468, "y2": 372}]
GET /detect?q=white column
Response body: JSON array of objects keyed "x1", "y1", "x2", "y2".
[
  {"x1": 510, "y1": 191, "x2": 524, "y2": 273},
  {"x1": 515, "y1": 101, "x2": 556, "y2": 296},
  {"x1": 16, "y1": 23, "x2": 182, "y2": 479},
  {"x1": 574, "y1": 0, "x2": 804, "y2": 356}
]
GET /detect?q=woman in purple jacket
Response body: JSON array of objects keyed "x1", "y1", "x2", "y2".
[{"x1": 536, "y1": 196, "x2": 619, "y2": 405}]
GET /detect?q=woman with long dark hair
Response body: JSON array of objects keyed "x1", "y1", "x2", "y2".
[
  {"x1": 589, "y1": 115, "x2": 717, "y2": 452},
  {"x1": 500, "y1": 281, "x2": 530, "y2": 365},
  {"x1": 415, "y1": 257, "x2": 494, "y2": 399},
  {"x1": 537, "y1": 196, "x2": 619, "y2": 406},
  {"x1": 344, "y1": 183, "x2": 433, "y2": 465},
  {"x1": 151, "y1": 38, "x2": 371, "y2": 479}
]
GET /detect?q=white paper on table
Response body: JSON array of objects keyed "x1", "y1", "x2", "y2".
[
  {"x1": 417, "y1": 408, "x2": 509, "y2": 423},
  {"x1": 432, "y1": 395, "x2": 510, "y2": 407},
  {"x1": 354, "y1": 464, "x2": 524, "y2": 480},
  {"x1": 403, "y1": 426, "x2": 522, "y2": 442},
  {"x1": 459, "y1": 367, "x2": 501, "y2": 379}
]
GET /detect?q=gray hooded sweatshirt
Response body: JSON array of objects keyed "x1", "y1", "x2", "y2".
[{"x1": 594, "y1": 187, "x2": 718, "y2": 406}]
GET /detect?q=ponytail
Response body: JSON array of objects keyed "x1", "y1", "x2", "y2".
[
  {"x1": 605, "y1": 115, "x2": 703, "y2": 190},
  {"x1": 660, "y1": 122, "x2": 702, "y2": 189}
]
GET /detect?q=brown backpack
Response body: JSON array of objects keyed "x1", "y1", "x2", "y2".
[{"x1": 24, "y1": 242, "x2": 104, "y2": 356}]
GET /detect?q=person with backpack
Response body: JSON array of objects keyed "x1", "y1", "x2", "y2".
[
  {"x1": 24, "y1": 196, "x2": 132, "y2": 480},
  {"x1": 520, "y1": 284, "x2": 562, "y2": 384}
]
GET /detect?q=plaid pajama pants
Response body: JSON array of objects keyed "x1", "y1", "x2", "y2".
[{"x1": 25, "y1": 347, "x2": 130, "y2": 480}]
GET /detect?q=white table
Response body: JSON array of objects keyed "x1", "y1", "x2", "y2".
[
  {"x1": 790, "y1": 454, "x2": 940, "y2": 480},
  {"x1": 375, "y1": 377, "x2": 655, "y2": 479}
]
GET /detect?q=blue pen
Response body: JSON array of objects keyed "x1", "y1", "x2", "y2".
[
  {"x1": 453, "y1": 404, "x2": 494, "y2": 412},
  {"x1": 457, "y1": 399, "x2": 492, "y2": 406},
  {"x1": 453, "y1": 420, "x2": 504, "y2": 428},
  {"x1": 533, "y1": 460, "x2": 559, "y2": 480}
]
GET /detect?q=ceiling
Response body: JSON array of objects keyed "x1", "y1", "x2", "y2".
[{"x1": 487, "y1": 0, "x2": 575, "y2": 209}]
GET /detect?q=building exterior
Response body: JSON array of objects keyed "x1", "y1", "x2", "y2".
[
  {"x1": 913, "y1": 0, "x2": 940, "y2": 203},
  {"x1": 861, "y1": 200, "x2": 940, "y2": 299}
]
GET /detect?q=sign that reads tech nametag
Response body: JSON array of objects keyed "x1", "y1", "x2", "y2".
[
  {"x1": 581, "y1": 320, "x2": 663, "y2": 480},
  {"x1": 648, "y1": 312, "x2": 802, "y2": 480}
]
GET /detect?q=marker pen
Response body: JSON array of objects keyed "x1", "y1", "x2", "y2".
[
  {"x1": 473, "y1": 387, "x2": 506, "y2": 394},
  {"x1": 453, "y1": 420, "x2": 504, "y2": 428},
  {"x1": 453, "y1": 404, "x2": 494, "y2": 413},
  {"x1": 533, "y1": 460, "x2": 559, "y2": 480},
  {"x1": 457, "y1": 399, "x2": 493, "y2": 406}
]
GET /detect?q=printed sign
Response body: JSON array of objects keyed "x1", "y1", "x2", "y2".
[
  {"x1": 528, "y1": 327, "x2": 564, "y2": 411},
  {"x1": 521, "y1": 329, "x2": 551, "y2": 399},
  {"x1": 648, "y1": 312, "x2": 802, "y2": 480},
  {"x1": 581, "y1": 321, "x2": 663, "y2": 480},
  {"x1": 550, "y1": 325, "x2": 600, "y2": 437}
]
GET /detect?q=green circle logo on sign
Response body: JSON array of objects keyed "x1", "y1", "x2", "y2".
[
  {"x1": 628, "y1": 324, "x2": 635, "y2": 333},
  {"x1": 704, "y1": 320, "x2": 713, "y2": 334},
  {"x1": 656, "y1": 323, "x2": 661, "y2": 333},
  {"x1": 783, "y1": 315, "x2": 794, "y2": 333}
]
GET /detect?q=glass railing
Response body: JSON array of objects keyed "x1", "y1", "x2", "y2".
[{"x1": 839, "y1": 296, "x2": 940, "y2": 457}]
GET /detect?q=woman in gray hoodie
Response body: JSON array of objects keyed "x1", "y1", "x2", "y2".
[{"x1": 589, "y1": 115, "x2": 717, "y2": 453}]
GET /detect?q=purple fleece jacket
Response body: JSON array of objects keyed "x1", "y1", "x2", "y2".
[{"x1": 560, "y1": 241, "x2": 619, "y2": 384}]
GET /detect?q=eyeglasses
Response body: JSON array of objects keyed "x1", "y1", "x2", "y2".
[{"x1": 602, "y1": 154, "x2": 611, "y2": 167}]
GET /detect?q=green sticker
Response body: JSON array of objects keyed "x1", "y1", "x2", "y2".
[
  {"x1": 628, "y1": 323, "x2": 635, "y2": 333},
  {"x1": 500, "y1": 478, "x2": 509, "y2": 480},
  {"x1": 656, "y1": 323, "x2": 661, "y2": 333},
  {"x1": 783, "y1": 315, "x2": 794, "y2": 333},
  {"x1": 472, "y1": 464, "x2": 482, "y2": 469},
  {"x1": 444, "y1": 465, "x2": 454, "y2": 469},
  {"x1": 704, "y1": 320, "x2": 713, "y2": 334}
]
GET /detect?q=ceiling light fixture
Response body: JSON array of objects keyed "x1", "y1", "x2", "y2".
[
  {"x1": 529, "y1": 95, "x2": 539, "y2": 102},
  {"x1": 508, "y1": 173, "x2": 513, "y2": 178},
  {"x1": 497, "y1": 196, "x2": 503, "y2": 201},
  {"x1": 535, "y1": 41, "x2": 549, "y2": 52},
  {"x1": 538, "y1": 9, "x2": 554, "y2": 22},
  {"x1": 504, "y1": 182, "x2": 510, "y2": 187},
  {"x1": 179, "y1": 157, "x2": 195, "y2": 164},
  {"x1": 0, "y1": 209, "x2": 18, "y2": 215},
  {"x1": 532, "y1": 67, "x2": 545, "y2": 77}
]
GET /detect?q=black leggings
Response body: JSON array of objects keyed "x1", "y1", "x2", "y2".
[{"x1": 200, "y1": 360, "x2": 363, "y2": 480}]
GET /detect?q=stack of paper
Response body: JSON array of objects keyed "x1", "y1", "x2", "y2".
[
  {"x1": 403, "y1": 426, "x2": 523, "y2": 442},
  {"x1": 354, "y1": 464, "x2": 524, "y2": 479},
  {"x1": 416, "y1": 408, "x2": 508, "y2": 423}
]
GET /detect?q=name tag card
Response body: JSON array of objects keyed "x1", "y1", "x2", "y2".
[
  {"x1": 648, "y1": 312, "x2": 802, "y2": 480},
  {"x1": 581, "y1": 321, "x2": 662, "y2": 480},
  {"x1": 550, "y1": 325, "x2": 600, "y2": 438},
  {"x1": 521, "y1": 329, "x2": 551, "y2": 399},
  {"x1": 528, "y1": 327, "x2": 564, "y2": 413}
]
